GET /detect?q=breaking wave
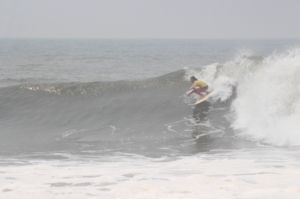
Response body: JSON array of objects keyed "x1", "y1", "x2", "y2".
[{"x1": 1, "y1": 48, "x2": 300, "y2": 157}]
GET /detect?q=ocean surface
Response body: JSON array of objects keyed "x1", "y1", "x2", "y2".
[{"x1": 1, "y1": 39, "x2": 300, "y2": 198}]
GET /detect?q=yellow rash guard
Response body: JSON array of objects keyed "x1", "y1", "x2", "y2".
[{"x1": 192, "y1": 80, "x2": 207, "y2": 88}]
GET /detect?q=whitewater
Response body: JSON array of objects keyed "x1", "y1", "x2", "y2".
[{"x1": 1, "y1": 39, "x2": 300, "y2": 198}]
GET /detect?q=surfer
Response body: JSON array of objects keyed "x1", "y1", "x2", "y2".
[{"x1": 186, "y1": 76, "x2": 209, "y2": 98}]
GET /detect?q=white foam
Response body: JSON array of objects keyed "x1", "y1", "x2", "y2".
[
  {"x1": 1, "y1": 150, "x2": 300, "y2": 199},
  {"x1": 232, "y1": 49, "x2": 300, "y2": 146}
]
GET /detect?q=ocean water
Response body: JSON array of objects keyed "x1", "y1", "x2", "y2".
[{"x1": 1, "y1": 39, "x2": 300, "y2": 198}]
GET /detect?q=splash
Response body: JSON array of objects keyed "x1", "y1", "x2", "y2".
[
  {"x1": 232, "y1": 49, "x2": 300, "y2": 146},
  {"x1": 187, "y1": 49, "x2": 300, "y2": 146}
]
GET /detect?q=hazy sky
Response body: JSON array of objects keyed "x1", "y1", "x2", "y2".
[{"x1": 0, "y1": 0, "x2": 300, "y2": 39}]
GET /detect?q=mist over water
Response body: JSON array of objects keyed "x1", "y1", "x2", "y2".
[{"x1": 1, "y1": 39, "x2": 300, "y2": 198}]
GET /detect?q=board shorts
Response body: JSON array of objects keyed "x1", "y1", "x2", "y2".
[{"x1": 193, "y1": 86, "x2": 208, "y2": 95}]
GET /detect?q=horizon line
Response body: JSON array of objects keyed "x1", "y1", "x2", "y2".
[{"x1": 1, "y1": 37, "x2": 300, "y2": 40}]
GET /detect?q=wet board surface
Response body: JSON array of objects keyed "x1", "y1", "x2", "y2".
[{"x1": 193, "y1": 91, "x2": 213, "y2": 105}]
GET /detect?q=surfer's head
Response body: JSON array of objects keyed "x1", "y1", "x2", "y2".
[{"x1": 190, "y1": 76, "x2": 197, "y2": 83}]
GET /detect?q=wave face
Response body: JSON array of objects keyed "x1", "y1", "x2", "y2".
[
  {"x1": 0, "y1": 70, "x2": 205, "y2": 156},
  {"x1": 189, "y1": 48, "x2": 300, "y2": 146},
  {"x1": 0, "y1": 67, "x2": 239, "y2": 156}
]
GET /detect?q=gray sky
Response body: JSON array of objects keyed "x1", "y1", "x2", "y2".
[{"x1": 0, "y1": 0, "x2": 300, "y2": 39}]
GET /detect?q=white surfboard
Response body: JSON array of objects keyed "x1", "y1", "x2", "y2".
[{"x1": 193, "y1": 91, "x2": 213, "y2": 105}]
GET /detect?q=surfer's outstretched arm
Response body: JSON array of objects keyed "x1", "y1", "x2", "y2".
[{"x1": 186, "y1": 88, "x2": 195, "y2": 96}]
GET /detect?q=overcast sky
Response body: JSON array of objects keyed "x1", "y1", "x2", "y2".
[{"x1": 0, "y1": 0, "x2": 300, "y2": 39}]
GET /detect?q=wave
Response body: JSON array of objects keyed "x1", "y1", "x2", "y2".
[{"x1": 2, "y1": 48, "x2": 299, "y2": 156}]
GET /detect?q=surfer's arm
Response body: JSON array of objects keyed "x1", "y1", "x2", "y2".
[{"x1": 186, "y1": 87, "x2": 196, "y2": 96}]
